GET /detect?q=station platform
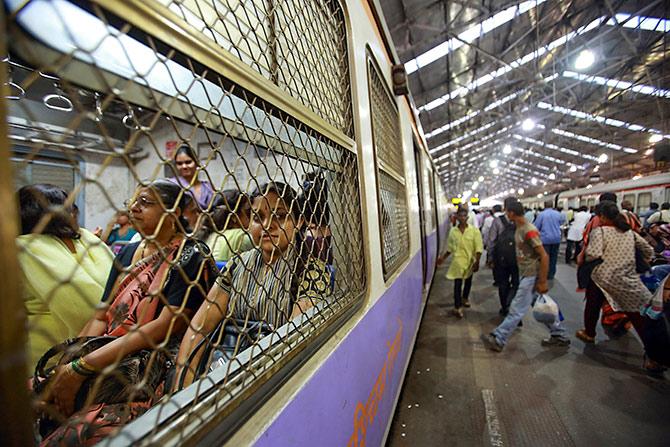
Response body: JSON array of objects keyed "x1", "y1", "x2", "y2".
[{"x1": 387, "y1": 260, "x2": 670, "y2": 446}]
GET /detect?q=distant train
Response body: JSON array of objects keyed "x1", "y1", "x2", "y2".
[{"x1": 521, "y1": 172, "x2": 670, "y2": 212}]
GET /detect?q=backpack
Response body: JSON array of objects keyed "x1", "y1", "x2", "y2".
[{"x1": 493, "y1": 216, "x2": 517, "y2": 266}]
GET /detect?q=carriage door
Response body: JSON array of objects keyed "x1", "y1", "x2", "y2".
[
  {"x1": 414, "y1": 143, "x2": 437, "y2": 290},
  {"x1": 414, "y1": 145, "x2": 428, "y2": 285}
]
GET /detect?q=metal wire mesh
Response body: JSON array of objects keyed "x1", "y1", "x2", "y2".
[
  {"x1": 4, "y1": 0, "x2": 363, "y2": 443},
  {"x1": 164, "y1": 0, "x2": 354, "y2": 138},
  {"x1": 367, "y1": 61, "x2": 409, "y2": 279}
]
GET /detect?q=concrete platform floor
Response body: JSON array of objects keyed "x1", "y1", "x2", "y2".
[{"x1": 387, "y1": 261, "x2": 670, "y2": 446}]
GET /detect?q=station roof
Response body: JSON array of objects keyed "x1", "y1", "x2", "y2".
[{"x1": 378, "y1": 0, "x2": 669, "y2": 200}]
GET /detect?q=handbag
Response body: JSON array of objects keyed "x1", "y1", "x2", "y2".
[
  {"x1": 532, "y1": 294, "x2": 560, "y2": 324},
  {"x1": 32, "y1": 336, "x2": 173, "y2": 438},
  {"x1": 577, "y1": 258, "x2": 603, "y2": 289},
  {"x1": 635, "y1": 246, "x2": 651, "y2": 273}
]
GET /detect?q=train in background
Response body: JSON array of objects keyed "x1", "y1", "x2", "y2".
[
  {"x1": 1, "y1": 0, "x2": 450, "y2": 445},
  {"x1": 521, "y1": 172, "x2": 670, "y2": 212}
]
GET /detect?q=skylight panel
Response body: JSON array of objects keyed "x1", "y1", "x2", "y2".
[
  {"x1": 513, "y1": 134, "x2": 599, "y2": 161},
  {"x1": 562, "y1": 71, "x2": 670, "y2": 99}
]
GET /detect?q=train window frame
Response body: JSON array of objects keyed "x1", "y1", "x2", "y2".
[
  {"x1": 622, "y1": 193, "x2": 636, "y2": 209},
  {"x1": 366, "y1": 51, "x2": 410, "y2": 282},
  {"x1": 637, "y1": 192, "x2": 652, "y2": 213},
  {"x1": 5, "y1": 0, "x2": 368, "y2": 444}
]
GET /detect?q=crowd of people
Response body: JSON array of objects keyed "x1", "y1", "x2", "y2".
[
  {"x1": 439, "y1": 196, "x2": 670, "y2": 373},
  {"x1": 16, "y1": 145, "x2": 334, "y2": 445}
]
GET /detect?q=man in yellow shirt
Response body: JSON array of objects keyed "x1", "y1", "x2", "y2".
[{"x1": 438, "y1": 207, "x2": 483, "y2": 318}]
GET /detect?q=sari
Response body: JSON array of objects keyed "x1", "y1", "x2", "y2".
[{"x1": 41, "y1": 240, "x2": 213, "y2": 446}]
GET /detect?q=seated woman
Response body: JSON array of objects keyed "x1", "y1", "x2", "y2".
[
  {"x1": 196, "y1": 190, "x2": 254, "y2": 262},
  {"x1": 38, "y1": 179, "x2": 216, "y2": 446},
  {"x1": 104, "y1": 210, "x2": 138, "y2": 254},
  {"x1": 17, "y1": 184, "x2": 114, "y2": 369},
  {"x1": 175, "y1": 182, "x2": 331, "y2": 387},
  {"x1": 299, "y1": 172, "x2": 333, "y2": 264},
  {"x1": 168, "y1": 144, "x2": 214, "y2": 210}
]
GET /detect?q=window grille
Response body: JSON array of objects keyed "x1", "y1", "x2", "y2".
[
  {"x1": 3, "y1": 0, "x2": 364, "y2": 444},
  {"x1": 368, "y1": 60, "x2": 409, "y2": 279}
]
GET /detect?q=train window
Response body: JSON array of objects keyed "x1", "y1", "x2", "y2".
[
  {"x1": 637, "y1": 192, "x2": 652, "y2": 213},
  {"x1": 587, "y1": 198, "x2": 596, "y2": 208},
  {"x1": 622, "y1": 193, "x2": 636, "y2": 209},
  {"x1": 5, "y1": 0, "x2": 365, "y2": 444},
  {"x1": 367, "y1": 58, "x2": 409, "y2": 280},
  {"x1": 424, "y1": 164, "x2": 436, "y2": 233}
]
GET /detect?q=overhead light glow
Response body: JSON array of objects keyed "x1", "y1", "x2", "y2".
[
  {"x1": 574, "y1": 49, "x2": 595, "y2": 70},
  {"x1": 478, "y1": 176, "x2": 485, "y2": 182},
  {"x1": 586, "y1": 184, "x2": 593, "y2": 189},
  {"x1": 503, "y1": 144, "x2": 512, "y2": 154},
  {"x1": 518, "y1": 188, "x2": 525, "y2": 195},
  {"x1": 531, "y1": 177, "x2": 538, "y2": 185},
  {"x1": 549, "y1": 127, "x2": 637, "y2": 154},
  {"x1": 593, "y1": 165, "x2": 600, "y2": 172},
  {"x1": 405, "y1": 0, "x2": 549, "y2": 74},
  {"x1": 607, "y1": 14, "x2": 670, "y2": 32},
  {"x1": 537, "y1": 193, "x2": 543, "y2": 198},
  {"x1": 645, "y1": 149, "x2": 654, "y2": 156},
  {"x1": 513, "y1": 134, "x2": 598, "y2": 161},
  {"x1": 489, "y1": 160, "x2": 499, "y2": 168},
  {"x1": 521, "y1": 119, "x2": 535, "y2": 131},
  {"x1": 548, "y1": 173, "x2": 556, "y2": 180},
  {"x1": 632, "y1": 174, "x2": 642, "y2": 180},
  {"x1": 493, "y1": 167, "x2": 500, "y2": 175},
  {"x1": 649, "y1": 134, "x2": 663, "y2": 143},
  {"x1": 569, "y1": 165, "x2": 577, "y2": 172},
  {"x1": 597, "y1": 153, "x2": 609, "y2": 163}
]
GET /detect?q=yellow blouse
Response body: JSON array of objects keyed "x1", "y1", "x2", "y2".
[
  {"x1": 17, "y1": 228, "x2": 113, "y2": 369},
  {"x1": 446, "y1": 225, "x2": 483, "y2": 280}
]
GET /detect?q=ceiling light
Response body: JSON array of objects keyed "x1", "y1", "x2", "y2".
[
  {"x1": 597, "y1": 153, "x2": 609, "y2": 163},
  {"x1": 632, "y1": 174, "x2": 642, "y2": 180},
  {"x1": 544, "y1": 192, "x2": 548, "y2": 196},
  {"x1": 586, "y1": 184, "x2": 592, "y2": 189},
  {"x1": 503, "y1": 144, "x2": 512, "y2": 154},
  {"x1": 645, "y1": 149, "x2": 654, "y2": 156},
  {"x1": 548, "y1": 173, "x2": 556, "y2": 180},
  {"x1": 537, "y1": 193, "x2": 543, "y2": 198},
  {"x1": 518, "y1": 188, "x2": 525, "y2": 195},
  {"x1": 489, "y1": 160, "x2": 499, "y2": 168},
  {"x1": 478, "y1": 176, "x2": 485, "y2": 182},
  {"x1": 649, "y1": 134, "x2": 663, "y2": 143},
  {"x1": 569, "y1": 165, "x2": 577, "y2": 172},
  {"x1": 493, "y1": 167, "x2": 500, "y2": 175},
  {"x1": 531, "y1": 177, "x2": 538, "y2": 185},
  {"x1": 593, "y1": 165, "x2": 600, "y2": 172},
  {"x1": 475, "y1": 193, "x2": 479, "y2": 198},
  {"x1": 521, "y1": 118, "x2": 535, "y2": 131},
  {"x1": 574, "y1": 49, "x2": 595, "y2": 70}
]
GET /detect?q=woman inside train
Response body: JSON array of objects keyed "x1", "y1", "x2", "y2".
[
  {"x1": 168, "y1": 144, "x2": 214, "y2": 210},
  {"x1": 299, "y1": 171, "x2": 333, "y2": 264},
  {"x1": 37, "y1": 180, "x2": 217, "y2": 446},
  {"x1": 175, "y1": 181, "x2": 331, "y2": 387},
  {"x1": 195, "y1": 190, "x2": 254, "y2": 263},
  {"x1": 17, "y1": 184, "x2": 114, "y2": 370},
  {"x1": 104, "y1": 210, "x2": 138, "y2": 253}
]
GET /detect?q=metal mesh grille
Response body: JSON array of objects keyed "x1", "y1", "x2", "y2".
[
  {"x1": 163, "y1": 0, "x2": 354, "y2": 138},
  {"x1": 368, "y1": 61, "x2": 404, "y2": 179},
  {"x1": 4, "y1": 0, "x2": 364, "y2": 443},
  {"x1": 367, "y1": 61, "x2": 409, "y2": 279}
]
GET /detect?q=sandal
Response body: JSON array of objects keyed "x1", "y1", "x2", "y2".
[
  {"x1": 575, "y1": 329, "x2": 595, "y2": 343},
  {"x1": 643, "y1": 355, "x2": 667, "y2": 375}
]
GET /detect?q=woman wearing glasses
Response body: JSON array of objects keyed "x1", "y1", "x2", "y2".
[{"x1": 38, "y1": 179, "x2": 216, "y2": 446}]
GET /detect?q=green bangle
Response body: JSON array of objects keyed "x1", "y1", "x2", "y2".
[{"x1": 71, "y1": 358, "x2": 95, "y2": 377}]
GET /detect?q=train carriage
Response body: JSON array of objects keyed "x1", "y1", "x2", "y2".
[{"x1": 0, "y1": 0, "x2": 450, "y2": 445}]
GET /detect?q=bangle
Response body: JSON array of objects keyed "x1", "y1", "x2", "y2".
[
  {"x1": 70, "y1": 359, "x2": 95, "y2": 377},
  {"x1": 78, "y1": 357, "x2": 99, "y2": 373}
]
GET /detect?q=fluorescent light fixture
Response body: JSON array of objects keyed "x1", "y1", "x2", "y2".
[
  {"x1": 649, "y1": 134, "x2": 663, "y2": 143},
  {"x1": 548, "y1": 173, "x2": 556, "y2": 180},
  {"x1": 428, "y1": 120, "x2": 496, "y2": 146},
  {"x1": 549, "y1": 127, "x2": 637, "y2": 153},
  {"x1": 503, "y1": 144, "x2": 512, "y2": 154},
  {"x1": 518, "y1": 188, "x2": 525, "y2": 195},
  {"x1": 574, "y1": 49, "x2": 595, "y2": 70},
  {"x1": 632, "y1": 174, "x2": 642, "y2": 180},
  {"x1": 478, "y1": 176, "x2": 485, "y2": 182},
  {"x1": 433, "y1": 125, "x2": 513, "y2": 160},
  {"x1": 562, "y1": 70, "x2": 670, "y2": 99},
  {"x1": 521, "y1": 119, "x2": 535, "y2": 131},
  {"x1": 569, "y1": 165, "x2": 577, "y2": 172},
  {"x1": 593, "y1": 165, "x2": 600, "y2": 172},
  {"x1": 513, "y1": 134, "x2": 598, "y2": 161},
  {"x1": 489, "y1": 160, "x2": 499, "y2": 168},
  {"x1": 586, "y1": 184, "x2": 593, "y2": 189},
  {"x1": 598, "y1": 153, "x2": 609, "y2": 163},
  {"x1": 405, "y1": 0, "x2": 548, "y2": 74},
  {"x1": 645, "y1": 149, "x2": 654, "y2": 156},
  {"x1": 493, "y1": 167, "x2": 500, "y2": 175},
  {"x1": 531, "y1": 177, "x2": 538, "y2": 185},
  {"x1": 537, "y1": 193, "x2": 543, "y2": 198}
]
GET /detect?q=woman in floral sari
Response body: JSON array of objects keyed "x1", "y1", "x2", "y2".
[{"x1": 38, "y1": 180, "x2": 216, "y2": 445}]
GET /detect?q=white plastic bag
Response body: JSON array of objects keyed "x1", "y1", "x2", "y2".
[{"x1": 533, "y1": 294, "x2": 559, "y2": 324}]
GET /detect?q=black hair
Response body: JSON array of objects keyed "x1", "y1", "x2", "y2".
[
  {"x1": 456, "y1": 206, "x2": 468, "y2": 215},
  {"x1": 650, "y1": 202, "x2": 659, "y2": 210},
  {"x1": 195, "y1": 190, "x2": 250, "y2": 240},
  {"x1": 599, "y1": 200, "x2": 630, "y2": 232},
  {"x1": 146, "y1": 179, "x2": 192, "y2": 233},
  {"x1": 18, "y1": 184, "x2": 80, "y2": 239},
  {"x1": 299, "y1": 173, "x2": 330, "y2": 226},
  {"x1": 506, "y1": 201, "x2": 524, "y2": 217},
  {"x1": 662, "y1": 202, "x2": 670, "y2": 210},
  {"x1": 579, "y1": 206, "x2": 588, "y2": 212},
  {"x1": 174, "y1": 144, "x2": 199, "y2": 164},
  {"x1": 599, "y1": 192, "x2": 617, "y2": 203},
  {"x1": 492, "y1": 204, "x2": 502, "y2": 213},
  {"x1": 503, "y1": 196, "x2": 517, "y2": 208},
  {"x1": 544, "y1": 200, "x2": 553, "y2": 209}
]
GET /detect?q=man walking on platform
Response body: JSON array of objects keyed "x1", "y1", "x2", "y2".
[
  {"x1": 487, "y1": 198, "x2": 519, "y2": 315},
  {"x1": 533, "y1": 200, "x2": 565, "y2": 280},
  {"x1": 483, "y1": 201, "x2": 570, "y2": 352}
]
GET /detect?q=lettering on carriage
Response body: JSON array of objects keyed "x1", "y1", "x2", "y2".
[{"x1": 347, "y1": 318, "x2": 403, "y2": 447}]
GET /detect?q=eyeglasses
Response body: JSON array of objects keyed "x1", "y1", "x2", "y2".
[{"x1": 125, "y1": 196, "x2": 159, "y2": 209}]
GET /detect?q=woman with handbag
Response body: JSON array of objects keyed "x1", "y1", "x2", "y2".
[
  {"x1": 577, "y1": 201, "x2": 664, "y2": 373},
  {"x1": 36, "y1": 180, "x2": 216, "y2": 446},
  {"x1": 175, "y1": 182, "x2": 331, "y2": 388}
]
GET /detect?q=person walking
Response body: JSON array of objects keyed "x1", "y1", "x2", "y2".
[
  {"x1": 565, "y1": 206, "x2": 590, "y2": 264},
  {"x1": 533, "y1": 200, "x2": 565, "y2": 280},
  {"x1": 576, "y1": 201, "x2": 663, "y2": 373},
  {"x1": 482, "y1": 201, "x2": 570, "y2": 351},
  {"x1": 647, "y1": 202, "x2": 670, "y2": 225},
  {"x1": 438, "y1": 206, "x2": 483, "y2": 318},
  {"x1": 487, "y1": 198, "x2": 519, "y2": 315}
]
